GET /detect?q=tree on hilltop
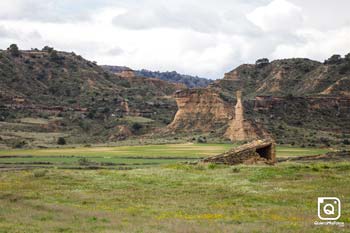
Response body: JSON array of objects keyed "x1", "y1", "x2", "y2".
[
  {"x1": 255, "y1": 58, "x2": 269, "y2": 68},
  {"x1": 324, "y1": 54, "x2": 342, "y2": 64},
  {"x1": 8, "y1": 44, "x2": 20, "y2": 57},
  {"x1": 345, "y1": 53, "x2": 350, "y2": 61},
  {"x1": 42, "y1": 46, "x2": 54, "y2": 52}
]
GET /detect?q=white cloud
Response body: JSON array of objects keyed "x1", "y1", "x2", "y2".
[
  {"x1": 112, "y1": 5, "x2": 223, "y2": 33},
  {"x1": 0, "y1": 1, "x2": 22, "y2": 18},
  {"x1": 0, "y1": 0, "x2": 100, "y2": 22},
  {"x1": 247, "y1": 0, "x2": 303, "y2": 32},
  {"x1": 272, "y1": 27, "x2": 350, "y2": 60},
  {"x1": 0, "y1": 25, "x2": 19, "y2": 38},
  {"x1": 111, "y1": 0, "x2": 261, "y2": 35},
  {"x1": 106, "y1": 47, "x2": 125, "y2": 56}
]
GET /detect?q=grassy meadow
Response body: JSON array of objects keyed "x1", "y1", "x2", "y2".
[
  {"x1": 0, "y1": 143, "x2": 348, "y2": 232},
  {"x1": 1, "y1": 162, "x2": 350, "y2": 232},
  {"x1": 0, "y1": 144, "x2": 330, "y2": 169}
]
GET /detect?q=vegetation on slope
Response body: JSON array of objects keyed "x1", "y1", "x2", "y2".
[
  {"x1": 102, "y1": 65, "x2": 213, "y2": 88},
  {"x1": 215, "y1": 54, "x2": 350, "y2": 97},
  {"x1": 0, "y1": 45, "x2": 181, "y2": 148}
]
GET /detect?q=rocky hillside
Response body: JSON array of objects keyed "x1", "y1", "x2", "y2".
[
  {"x1": 0, "y1": 46, "x2": 183, "y2": 147},
  {"x1": 168, "y1": 56, "x2": 350, "y2": 147},
  {"x1": 2, "y1": 46, "x2": 350, "y2": 148},
  {"x1": 103, "y1": 66, "x2": 213, "y2": 88},
  {"x1": 213, "y1": 57, "x2": 350, "y2": 99},
  {"x1": 0, "y1": 49, "x2": 180, "y2": 109}
]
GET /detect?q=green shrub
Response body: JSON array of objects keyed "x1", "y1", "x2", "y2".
[
  {"x1": 33, "y1": 170, "x2": 47, "y2": 178},
  {"x1": 57, "y1": 137, "x2": 66, "y2": 145},
  {"x1": 42, "y1": 46, "x2": 54, "y2": 53},
  {"x1": 49, "y1": 50, "x2": 64, "y2": 64},
  {"x1": 78, "y1": 157, "x2": 91, "y2": 166},
  {"x1": 197, "y1": 136, "x2": 207, "y2": 143},
  {"x1": 324, "y1": 54, "x2": 342, "y2": 64},
  {"x1": 79, "y1": 120, "x2": 91, "y2": 132},
  {"x1": 231, "y1": 167, "x2": 240, "y2": 173},
  {"x1": 255, "y1": 58, "x2": 269, "y2": 68},
  {"x1": 132, "y1": 123, "x2": 143, "y2": 132},
  {"x1": 8, "y1": 44, "x2": 20, "y2": 57},
  {"x1": 12, "y1": 140, "x2": 27, "y2": 149},
  {"x1": 343, "y1": 139, "x2": 350, "y2": 145}
]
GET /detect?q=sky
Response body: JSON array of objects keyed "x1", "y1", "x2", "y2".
[{"x1": 0, "y1": 0, "x2": 350, "y2": 79}]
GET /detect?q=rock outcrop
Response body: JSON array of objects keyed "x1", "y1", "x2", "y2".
[
  {"x1": 168, "y1": 89, "x2": 270, "y2": 142},
  {"x1": 202, "y1": 139, "x2": 276, "y2": 165},
  {"x1": 109, "y1": 125, "x2": 132, "y2": 141},
  {"x1": 167, "y1": 89, "x2": 233, "y2": 132},
  {"x1": 224, "y1": 91, "x2": 270, "y2": 141}
]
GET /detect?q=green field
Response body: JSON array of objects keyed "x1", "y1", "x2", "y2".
[
  {"x1": 0, "y1": 162, "x2": 349, "y2": 232},
  {"x1": 1, "y1": 144, "x2": 348, "y2": 232},
  {"x1": 0, "y1": 144, "x2": 330, "y2": 169}
]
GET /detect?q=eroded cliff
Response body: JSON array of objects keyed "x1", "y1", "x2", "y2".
[
  {"x1": 167, "y1": 56, "x2": 350, "y2": 145},
  {"x1": 168, "y1": 89, "x2": 269, "y2": 142},
  {"x1": 224, "y1": 91, "x2": 270, "y2": 141},
  {"x1": 168, "y1": 89, "x2": 233, "y2": 132}
]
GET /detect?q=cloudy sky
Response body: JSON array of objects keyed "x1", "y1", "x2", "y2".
[{"x1": 0, "y1": 0, "x2": 350, "y2": 79}]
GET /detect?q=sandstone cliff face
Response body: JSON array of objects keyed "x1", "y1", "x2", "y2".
[
  {"x1": 168, "y1": 89, "x2": 270, "y2": 142},
  {"x1": 224, "y1": 91, "x2": 245, "y2": 140},
  {"x1": 168, "y1": 89, "x2": 233, "y2": 132},
  {"x1": 224, "y1": 91, "x2": 270, "y2": 141}
]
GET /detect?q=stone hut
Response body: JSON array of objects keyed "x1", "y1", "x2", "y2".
[{"x1": 202, "y1": 139, "x2": 276, "y2": 165}]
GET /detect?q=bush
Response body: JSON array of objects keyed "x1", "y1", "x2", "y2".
[
  {"x1": 345, "y1": 53, "x2": 350, "y2": 61},
  {"x1": 78, "y1": 157, "x2": 92, "y2": 166},
  {"x1": 79, "y1": 120, "x2": 91, "y2": 132},
  {"x1": 231, "y1": 167, "x2": 240, "y2": 173},
  {"x1": 132, "y1": 123, "x2": 143, "y2": 132},
  {"x1": 255, "y1": 58, "x2": 269, "y2": 68},
  {"x1": 49, "y1": 50, "x2": 64, "y2": 64},
  {"x1": 197, "y1": 136, "x2": 207, "y2": 143},
  {"x1": 8, "y1": 44, "x2": 20, "y2": 57},
  {"x1": 286, "y1": 93, "x2": 295, "y2": 100},
  {"x1": 42, "y1": 46, "x2": 54, "y2": 53},
  {"x1": 33, "y1": 170, "x2": 47, "y2": 178},
  {"x1": 320, "y1": 137, "x2": 330, "y2": 146},
  {"x1": 12, "y1": 140, "x2": 27, "y2": 149},
  {"x1": 57, "y1": 137, "x2": 66, "y2": 145},
  {"x1": 324, "y1": 54, "x2": 342, "y2": 65},
  {"x1": 101, "y1": 107, "x2": 111, "y2": 114},
  {"x1": 343, "y1": 139, "x2": 350, "y2": 145},
  {"x1": 87, "y1": 108, "x2": 97, "y2": 119}
]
